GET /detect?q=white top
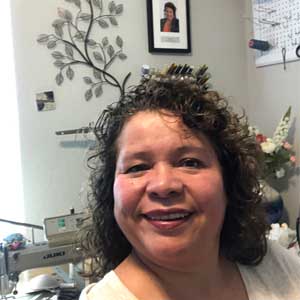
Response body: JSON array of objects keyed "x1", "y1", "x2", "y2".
[{"x1": 80, "y1": 241, "x2": 300, "y2": 300}]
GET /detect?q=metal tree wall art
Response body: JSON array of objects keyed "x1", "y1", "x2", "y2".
[{"x1": 37, "y1": 0, "x2": 130, "y2": 101}]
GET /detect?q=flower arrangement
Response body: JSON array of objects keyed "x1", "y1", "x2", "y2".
[{"x1": 249, "y1": 106, "x2": 296, "y2": 180}]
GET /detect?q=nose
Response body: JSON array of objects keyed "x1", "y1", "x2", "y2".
[{"x1": 146, "y1": 164, "x2": 183, "y2": 199}]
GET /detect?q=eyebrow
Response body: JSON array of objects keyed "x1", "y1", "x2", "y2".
[
  {"x1": 118, "y1": 145, "x2": 212, "y2": 161},
  {"x1": 174, "y1": 145, "x2": 210, "y2": 156}
]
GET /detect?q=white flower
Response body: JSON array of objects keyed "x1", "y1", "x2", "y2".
[
  {"x1": 261, "y1": 138, "x2": 276, "y2": 153},
  {"x1": 275, "y1": 168, "x2": 285, "y2": 178},
  {"x1": 273, "y1": 107, "x2": 291, "y2": 146}
]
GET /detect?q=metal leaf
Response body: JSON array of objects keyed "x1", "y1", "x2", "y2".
[
  {"x1": 37, "y1": 34, "x2": 50, "y2": 43},
  {"x1": 102, "y1": 37, "x2": 109, "y2": 47},
  {"x1": 85, "y1": 89, "x2": 93, "y2": 101},
  {"x1": 83, "y1": 76, "x2": 93, "y2": 84},
  {"x1": 52, "y1": 51, "x2": 64, "y2": 59},
  {"x1": 74, "y1": 31, "x2": 86, "y2": 40},
  {"x1": 108, "y1": 1, "x2": 116, "y2": 13},
  {"x1": 107, "y1": 45, "x2": 115, "y2": 58},
  {"x1": 116, "y1": 36, "x2": 123, "y2": 48},
  {"x1": 65, "y1": 10, "x2": 73, "y2": 21},
  {"x1": 118, "y1": 53, "x2": 127, "y2": 60},
  {"x1": 115, "y1": 4, "x2": 123, "y2": 14},
  {"x1": 87, "y1": 39, "x2": 97, "y2": 47},
  {"x1": 92, "y1": 0, "x2": 100, "y2": 7},
  {"x1": 74, "y1": 0, "x2": 81, "y2": 8},
  {"x1": 54, "y1": 25, "x2": 63, "y2": 37},
  {"x1": 66, "y1": 66, "x2": 74, "y2": 80},
  {"x1": 93, "y1": 51, "x2": 104, "y2": 62},
  {"x1": 52, "y1": 19, "x2": 65, "y2": 27},
  {"x1": 98, "y1": 19, "x2": 109, "y2": 28},
  {"x1": 58, "y1": 8, "x2": 73, "y2": 22},
  {"x1": 93, "y1": 69, "x2": 102, "y2": 80},
  {"x1": 54, "y1": 60, "x2": 65, "y2": 68},
  {"x1": 47, "y1": 40, "x2": 57, "y2": 49},
  {"x1": 65, "y1": 45, "x2": 74, "y2": 58},
  {"x1": 109, "y1": 16, "x2": 118, "y2": 26},
  {"x1": 95, "y1": 85, "x2": 103, "y2": 97},
  {"x1": 80, "y1": 13, "x2": 91, "y2": 21},
  {"x1": 56, "y1": 73, "x2": 64, "y2": 85}
]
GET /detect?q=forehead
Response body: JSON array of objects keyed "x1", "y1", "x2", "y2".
[
  {"x1": 120, "y1": 110, "x2": 187, "y2": 137},
  {"x1": 115, "y1": 110, "x2": 212, "y2": 152}
]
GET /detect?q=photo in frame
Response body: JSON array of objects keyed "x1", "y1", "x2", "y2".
[{"x1": 146, "y1": 0, "x2": 191, "y2": 53}]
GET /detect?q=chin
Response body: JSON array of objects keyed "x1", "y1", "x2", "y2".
[{"x1": 139, "y1": 240, "x2": 194, "y2": 267}]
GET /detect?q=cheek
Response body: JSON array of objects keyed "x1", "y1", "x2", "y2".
[
  {"x1": 207, "y1": 176, "x2": 227, "y2": 218},
  {"x1": 113, "y1": 176, "x2": 142, "y2": 216},
  {"x1": 194, "y1": 174, "x2": 227, "y2": 233},
  {"x1": 191, "y1": 173, "x2": 227, "y2": 209}
]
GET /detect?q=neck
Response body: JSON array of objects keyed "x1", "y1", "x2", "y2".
[{"x1": 116, "y1": 248, "x2": 234, "y2": 300}]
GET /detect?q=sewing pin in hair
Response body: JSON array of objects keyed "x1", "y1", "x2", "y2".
[
  {"x1": 167, "y1": 63, "x2": 176, "y2": 74},
  {"x1": 174, "y1": 64, "x2": 183, "y2": 74},
  {"x1": 196, "y1": 65, "x2": 208, "y2": 77},
  {"x1": 180, "y1": 64, "x2": 189, "y2": 74},
  {"x1": 187, "y1": 65, "x2": 194, "y2": 74},
  {"x1": 198, "y1": 74, "x2": 210, "y2": 85},
  {"x1": 197, "y1": 73, "x2": 209, "y2": 84}
]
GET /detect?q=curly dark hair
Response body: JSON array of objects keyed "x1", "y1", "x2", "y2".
[{"x1": 80, "y1": 77, "x2": 268, "y2": 279}]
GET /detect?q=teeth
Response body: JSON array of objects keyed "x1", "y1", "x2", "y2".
[{"x1": 147, "y1": 212, "x2": 190, "y2": 221}]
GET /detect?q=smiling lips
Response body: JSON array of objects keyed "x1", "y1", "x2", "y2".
[{"x1": 142, "y1": 209, "x2": 193, "y2": 230}]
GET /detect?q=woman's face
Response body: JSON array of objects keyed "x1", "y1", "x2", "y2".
[
  {"x1": 165, "y1": 7, "x2": 174, "y2": 21},
  {"x1": 113, "y1": 111, "x2": 227, "y2": 270}
]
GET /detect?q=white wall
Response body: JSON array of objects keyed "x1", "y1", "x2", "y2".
[
  {"x1": 244, "y1": 0, "x2": 300, "y2": 227},
  {"x1": 0, "y1": 1, "x2": 24, "y2": 240},
  {"x1": 11, "y1": 0, "x2": 247, "y2": 238}
]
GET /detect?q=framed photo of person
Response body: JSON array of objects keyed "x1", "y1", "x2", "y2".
[{"x1": 146, "y1": 0, "x2": 191, "y2": 53}]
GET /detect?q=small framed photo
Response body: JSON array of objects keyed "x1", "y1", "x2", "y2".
[
  {"x1": 35, "y1": 91, "x2": 56, "y2": 112},
  {"x1": 146, "y1": 0, "x2": 191, "y2": 53}
]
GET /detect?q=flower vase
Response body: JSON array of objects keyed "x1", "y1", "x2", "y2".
[{"x1": 260, "y1": 180, "x2": 283, "y2": 224}]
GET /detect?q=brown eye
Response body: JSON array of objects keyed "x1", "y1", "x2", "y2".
[
  {"x1": 179, "y1": 158, "x2": 204, "y2": 169},
  {"x1": 125, "y1": 164, "x2": 149, "y2": 174}
]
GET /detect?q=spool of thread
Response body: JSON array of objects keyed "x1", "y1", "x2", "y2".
[{"x1": 248, "y1": 39, "x2": 271, "y2": 51}]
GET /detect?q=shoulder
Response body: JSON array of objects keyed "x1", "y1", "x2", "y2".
[
  {"x1": 238, "y1": 240, "x2": 300, "y2": 299},
  {"x1": 172, "y1": 19, "x2": 179, "y2": 31},
  {"x1": 79, "y1": 271, "x2": 139, "y2": 300},
  {"x1": 263, "y1": 240, "x2": 300, "y2": 276}
]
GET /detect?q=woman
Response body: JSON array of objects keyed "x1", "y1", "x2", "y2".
[
  {"x1": 80, "y1": 65, "x2": 300, "y2": 299},
  {"x1": 160, "y1": 2, "x2": 179, "y2": 33}
]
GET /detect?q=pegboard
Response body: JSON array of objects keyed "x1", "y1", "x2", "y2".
[{"x1": 251, "y1": 0, "x2": 300, "y2": 67}]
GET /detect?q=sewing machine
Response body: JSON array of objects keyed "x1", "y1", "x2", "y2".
[{"x1": 0, "y1": 211, "x2": 88, "y2": 299}]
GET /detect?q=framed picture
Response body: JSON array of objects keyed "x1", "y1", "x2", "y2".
[{"x1": 146, "y1": 0, "x2": 191, "y2": 53}]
